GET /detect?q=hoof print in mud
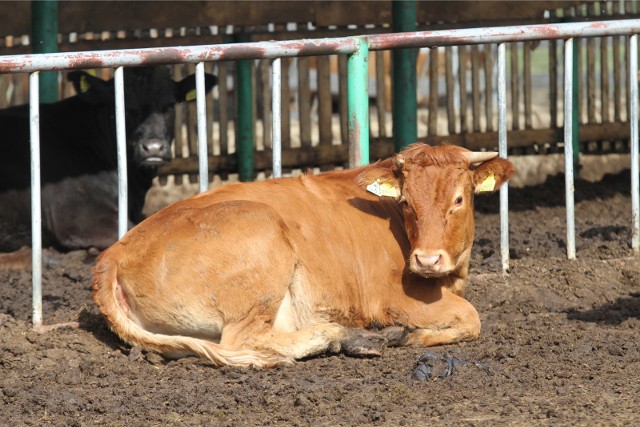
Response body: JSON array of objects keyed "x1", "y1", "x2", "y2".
[{"x1": 411, "y1": 351, "x2": 490, "y2": 381}]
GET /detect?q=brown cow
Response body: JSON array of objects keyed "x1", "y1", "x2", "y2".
[{"x1": 92, "y1": 143, "x2": 514, "y2": 367}]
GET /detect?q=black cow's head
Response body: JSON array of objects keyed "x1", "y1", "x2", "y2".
[{"x1": 68, "y1": 66, "x2": 217, "y2": 167}]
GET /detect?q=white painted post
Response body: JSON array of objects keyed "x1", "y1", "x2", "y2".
[
  {"x1": 196, "y1": 62, "x2": 209, "y2": 192},
  {"x1": 29, "y1": 71, "x2": 42, "y2": 329},
  {"x1": 630, "y1": 34, "x2": 639, "y2": 251},
  {"x1": 114, "y1": 67, "x2": 128, "y2": 239},
  {"x1": 564, "y1": 39, "x2": 576, "y2": 260},
  {"x1": 272, "y1": 58, "x2": 282, "y2": 178},
  {"x1": 497, "y1": 43, "x2": 509, "y2": 272}
]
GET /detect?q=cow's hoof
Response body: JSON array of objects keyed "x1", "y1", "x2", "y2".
[
  {"x1": 378, "y1": 326, "x2": 410, "y2": 347},
  {"x1": 341, "y1": 329, "x2": 388, "y2": 358}
]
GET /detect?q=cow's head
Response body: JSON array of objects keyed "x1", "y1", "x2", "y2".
[
  {"x1": 358, "y1": 144, "x2": 514, "y2": 278},
  {"x1": 68, "y1": 67, "x2": 217, "y2": 167}
]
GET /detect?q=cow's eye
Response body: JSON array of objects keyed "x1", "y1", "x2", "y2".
[{"x1": 454, "y1": 196, "x2": 463, "y2": 206}]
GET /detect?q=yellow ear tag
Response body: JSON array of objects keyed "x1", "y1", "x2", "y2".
[
  {"x1": 80, "y1": 75, "x2": 90, "y2": 93},
  {"x1": 366, "y1": 179, "x2": 400, "y2": 198},
  {"x1": 185, "y1": 89, "x2": 197, "y2": 101},
  {"x1": 477, "y1": 173, "x2": 496, "y2": 192}
]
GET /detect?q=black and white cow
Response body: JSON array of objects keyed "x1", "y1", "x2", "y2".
[{"x1": 0, "y1": 66, "x2": 217, "y2": 252}]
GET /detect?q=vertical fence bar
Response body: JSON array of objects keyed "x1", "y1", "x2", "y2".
[
  {"x1": 297, "y1": 58, "x2": 312, "y2": 148},
  {"x1": 114, "y1": 67, "x2": 128, "y2": 239},
  {"x1": 29, "y1": 71, "x2": 42, "y2": 329},
  {"x1": 572, "y1": 35, "x2": 580, "y2": 175},
  {"x1": 550, "y1": 37, "x2": 558, "y2": 128},
  {"x1": 428, "y1": 48, "x2": 440, "y2": 135},
  {"x1": 237, "y1": 59, "x2": 255, "y2": 182},
  {"x1": 280, "y1": 58, "x2": 291, "y2": 152},
  {"x1": 391, "y1": 0, "x2": 417, "y2": 152},
  {"x1": 630, "y1": 34, "x2": 639, "y2": 251},
  {"x1": 196, "y1": 62, "x2": 209, "y2": 192},
  {"x1": 484, "y1": 46, "x2": 494, "y2": 132},
  {"x1": 497, "y1": 43, "x2": 509, "y2": 272},
  {"x1": 564, "y1": 39, "x2": 576, "y2": 260},
  {"x1": 459, "y1": 46, "x2": 469, "y2": 134},
  {"x1": 31, "y1": 0, "x2": 58, "y2": 103},
  {"x1": 347, "y1": 38, "x2": 370, "y2": 167},
  {"x1": 271, "y1": 58, "x2": 282, "y2": 178}
]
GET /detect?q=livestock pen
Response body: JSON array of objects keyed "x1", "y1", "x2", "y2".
[
  {"x1": 1, "y1": 18, "x2": 638, "y2": 328},
  {"x1": 2, "y1": 15, "x2": 640, "y2": 426}
]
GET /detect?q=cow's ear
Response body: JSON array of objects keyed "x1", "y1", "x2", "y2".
[
  {"x1": 356, "y1": 164, "x2": 402, "y2": 200},
  {"x1": 472, "y1": 157, "x2": 515, "y2": 194},
  {"x1": 68, "y1": 71, "x2": 112, "y2": 104},
  {"x1": 175, "y1": 74, "x2": 218, "y2": 102}
]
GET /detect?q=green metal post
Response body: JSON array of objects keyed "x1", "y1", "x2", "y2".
[
  {"x1": 347, "y1": 38, "x2": 370, "y2": 167},
  {"x1": 392, "y1": 0, "x2": 417, "y2": 152},
  {"x1": 32, "y1": 0, "x2": 58, "y2": 103},
  {"x1": 236, "y1": 59, "x2": 255, "y2": 181}
]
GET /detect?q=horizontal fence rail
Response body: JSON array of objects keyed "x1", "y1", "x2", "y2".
[
  {"x1": 1, "y1": 20, "x2": 640, "y2": 73},
  {"x1": 0, "y1": 19, "x2": 638, "y2": 327}
]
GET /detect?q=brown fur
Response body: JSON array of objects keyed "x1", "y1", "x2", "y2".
[{"x1": 92, "y1": 143, "x2": 515, "y2": 367}]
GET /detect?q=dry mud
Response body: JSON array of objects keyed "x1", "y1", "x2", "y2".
[{"x1": 1, "y1": 171, "x2": 639, "y2": 426}]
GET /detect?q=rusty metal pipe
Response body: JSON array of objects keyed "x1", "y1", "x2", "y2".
[{"x1": 1, "y1": 20, "x2": 639, "y2": 74}]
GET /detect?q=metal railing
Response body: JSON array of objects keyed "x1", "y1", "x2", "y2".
[{"x1": 0, "y1": 19, "x2": 638, "y2": 328}]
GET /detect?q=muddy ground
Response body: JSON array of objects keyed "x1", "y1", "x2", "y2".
[{"x1": 1, "y1": 170, "x2": 639, "y2": 426}]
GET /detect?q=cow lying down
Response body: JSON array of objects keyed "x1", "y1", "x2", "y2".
[{"x1": 93, "y1": 144, "x2": 515, "y2": 367}]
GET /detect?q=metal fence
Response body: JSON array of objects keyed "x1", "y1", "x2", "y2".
[{"x1": 0, "y1": 19, "x2": 638, "y2": 329}]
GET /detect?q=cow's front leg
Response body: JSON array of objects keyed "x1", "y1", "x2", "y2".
[{"x1": 388, "y1": 290, "x2": 481, "y2": 347}]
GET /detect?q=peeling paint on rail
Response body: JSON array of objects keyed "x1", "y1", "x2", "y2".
[
  {"x1": 0, "y1": 38, "x2": 360, "y2": 73},
  {"x1": 367, "y1": 20, "x2": 640, "y2": 50}
]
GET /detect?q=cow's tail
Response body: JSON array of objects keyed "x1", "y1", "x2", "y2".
[{"x1": 91, "y1": 256, "x2": 292, "y2": 368}]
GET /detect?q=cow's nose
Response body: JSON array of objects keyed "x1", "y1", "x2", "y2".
[
  {"x1": 414, "y1": 252, "x2": 442, "y2": 269},
  {"x1": 410, "y1": 249, "x2": 453, "y2": 276},
  {"x1": 141, "y1": 139, "x2": 169, "y2": 157}
]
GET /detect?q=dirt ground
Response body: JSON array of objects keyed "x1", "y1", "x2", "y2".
[{"x1": 1, "y1": 169, "x2": 640, "y2": 426}]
